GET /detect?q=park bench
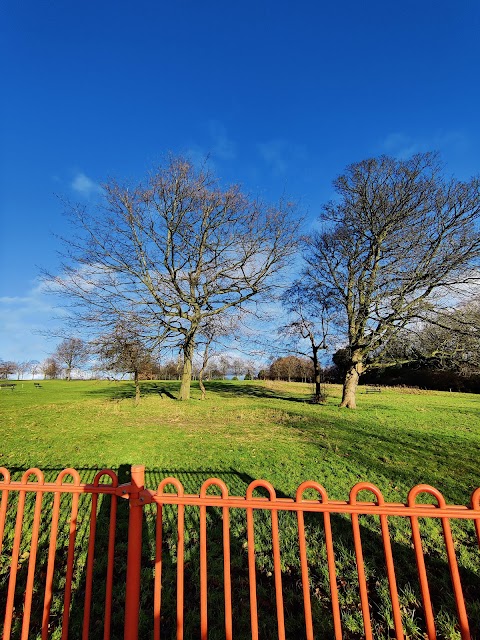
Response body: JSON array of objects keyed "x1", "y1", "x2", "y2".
[
  {"x1": 365, "y1": 385, "x2": 381, "y2": 393},
  {"x1": 34, "y1": 382, "x2": 42, "y2": 388},
  {"x1": 0, "y1": 383, "x2": 16, "y2": 390}
]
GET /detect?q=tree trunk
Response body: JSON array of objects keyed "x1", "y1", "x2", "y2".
[
  {"x1": 66, "y1": 367, "x2": 71, "y2": 382},
  {"x1": 312, "y1": 348, "x2": 322, "y2": 403},
  {"x1": 198, "y1": 372, "x2": 206, "y2": 400},
  {"x1": 179, "y1": 339, "x2": 195, "y2": 401},
  {"x1": 198, "y1": 341, "x2": 210, "y2": 401},
  {"x1": 134, "y1": 369, "x2": 140, "y2": 406},
  {"x1": 340, "y1": 356, "x2": 364, "y2": 408}
]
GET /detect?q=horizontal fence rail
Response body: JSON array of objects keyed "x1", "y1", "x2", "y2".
[{"x1": 1, "y1": 466, "x2": 479, "y2": 639}]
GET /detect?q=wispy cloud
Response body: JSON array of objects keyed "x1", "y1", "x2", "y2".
[
  {"x1": 183, "y1": 120, "x2": 236, "y2": 169},
  {"x1": 257, "y1": 139, "x2": 307, "y2": 176},
  {"x1": 71, "y1": 172, "x2": 102, "y2": 197},
  {"x1": 0, "y1": 282, "x2": 61, "y2": 361},
  {"x1": 381, "y1": 130, "x2": 469, "y2": 160},
  {"x1": 208, "y1": 120, "x2": 236, "y2": 160}
]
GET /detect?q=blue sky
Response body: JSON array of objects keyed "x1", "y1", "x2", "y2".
[{"x1": 1, "y1": 0, "x2": 479, "y2": 363}]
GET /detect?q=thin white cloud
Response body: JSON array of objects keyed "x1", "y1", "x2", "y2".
[
  {"x1": 208, "y1": 120, "x2": 236, "y2": 160},
  {"x1": 71, "y1": 172, "x2": 102, "y2": 197},
  {"x1": 381, "y1": 130, "x2": 469, "y2": 160},
  {"x1": 257, "y1": 139, "x2": 307, "y2": 176},
  {"x1": 0, "y1": 281, "x2": 63, "y2": 361},
  {"x1": 183, "y1": 120, "x2": 236, "y2": 169}
]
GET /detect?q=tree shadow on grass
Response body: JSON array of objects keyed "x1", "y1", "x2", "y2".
[
  {"x1": 86, "y1": 380, "x2": 179, "y2": 401},
  {"x1": 86, "y1": 379, "x2": 314, "y2": 404},
  {"x1": 191, "y1": 380, "x2": 314, "y2": 404},
  {"x1": 277, "y1": 406, "x2": 480, "y2": 502}
]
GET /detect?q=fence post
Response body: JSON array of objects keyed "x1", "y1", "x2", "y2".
[{"x1": 124, "y1": 464, "x2": 145, "y2": 640}]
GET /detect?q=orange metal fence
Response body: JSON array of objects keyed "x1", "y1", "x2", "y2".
[{"x1": 1, "y1": 465, "x2": 479, "y2": 639}]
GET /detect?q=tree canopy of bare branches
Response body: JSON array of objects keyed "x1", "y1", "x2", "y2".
[
  {"x1": 45, "y1": 157, "x2": 299, "y2": 400},
  {"x1": 303, "y1": 152, "x2": 480, "y2": 407}
]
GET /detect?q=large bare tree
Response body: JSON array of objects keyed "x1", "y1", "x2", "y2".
[
  {"x1": 303, "y1": 152, "x2": 480, "y2": 408},
  {"x1": 45, "y1": 157, "x2": 299, "y2": 400}
]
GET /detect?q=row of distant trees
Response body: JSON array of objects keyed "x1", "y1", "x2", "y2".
[
  {"x1": 34, "y1": 152, "x2": 480, "y2": 407},
  {"x1": 0, "y1": 337, "x2": 257, "y2": 390}
]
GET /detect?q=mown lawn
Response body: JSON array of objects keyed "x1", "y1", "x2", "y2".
[
  {"x1": 1, "y1": 379, "x2": 479, "y2": 638},
  {"x1": 1, "y1": 378, "x2": 479, "y2": 502}
]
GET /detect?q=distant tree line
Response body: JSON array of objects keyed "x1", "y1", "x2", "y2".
[{"x1": 259, "y1": 356, "x2": 315, "y2": 383}]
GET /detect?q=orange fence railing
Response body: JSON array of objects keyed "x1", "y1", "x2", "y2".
[{"x1": 1, "y1": 465, "x2": 479, "y2": 639}]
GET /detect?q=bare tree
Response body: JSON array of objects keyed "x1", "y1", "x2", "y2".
[
  {"x1": 29, "y1": 360, "x2": 40, "y2": 379},
  {"x1": 0, "y1": 360, "x2": 16, "y2": 379},
  {"x1": 94, "y1": 325, "x2": 155, "y2": 405},
  {"x1": 382, "y1": 295, "x2": 480, "y2": 374},
  {"x1": 268, "y1": 356, "x2": 313, "y2": 382},
  {"x1": 303, "y1": 153, "x2": 480, "y2": 407},
  {"x1": 14, "y1": 361, "x2": 30, "y2": 380},
  {"x1": 281, "y1": 281, "x2": 333, "y2": 402},
  {"x1": 44, "y1": 157, "x2": 299, "y2": 400},
  {"x1": 53, "y1": 338, "x2": 89, "y2": 381},
  {"x1": 41, "y1": 357, "x2": 61, "y2": 379},
  {"x1": 195, "y1": 316, "x2": 239, "y2": 399}
]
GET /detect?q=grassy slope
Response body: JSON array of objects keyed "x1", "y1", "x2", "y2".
[{"x1": 1, "y1": 379, "x2": 479, "y2": 503}]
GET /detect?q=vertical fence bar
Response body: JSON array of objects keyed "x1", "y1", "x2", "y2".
[
  {"x1": 470, "y1": 487, "x2": 480, "y2": 548},
  {"x1": 408, "y1": 486, "x2": 440, "y2": 640},
  {"x1": 350, "y1": 510, "x2": 373, "y2": 640},
  {"x1": 378, "y1": 512, "x2": 404, "y2": 640},
  {"x1": 296, "y1": 482, "x2": 343, "y2": 640},
  {"x1": 3, "y1": 471, "x2": 31, "y2": 640},
  {"x1": 3, "y1": 494, "x2": 24, "y2": 639},
  {"x1": 21, "y1": 486, "x2": 44, "y2": 640},
  {"x1": 409, "y1": 514, "x2": 436, "y2": 639},
  {"x1": 270, "y1": 508, "x2": 286, "y2": 640},
  {"x1": 82, "y1": 492, "x2": 99, "y2": 640},
  {"x1": 0, "y1": 468, "x2": 10, "y2": 558},
  {"x1": 199, "y1": 479, "x2": 233, "y2": 640},
  {"x1": 154, "y1": 503, "x2": 163, "y2": 640},
  {"x1": 124, "y1": 465, "x2": 145, "y2": 640},
  {"x1": 42, "y1": 478, "x2": 63, "y2": 640},
  {"x1": 199, "y1": 500, "x2": 208, "y2": 640},
  {"x1": 296, "y1": 505, "x2": 314, "y2": 640},
  {"x1": 246, "y1": 503, "x2": 259, "y2": 640},
  {"x1": 156, "y1": 479, "x2": 185, "y2": 640},
  {"x1": 440, "y1": 516, "x2": 470, "y2": 639},
  {"x1": 323, "y1": 510, "x2": 343, "y2": 639},
  {"x1": 103, "y1": 482, "x2": 118, "y2": 640},
  {"x1": 351, "y1": 483, "x2": 404, "y2": 640},
  {"x1": 176, "y1": 501, "x2": 185, "y2": 640},
  {"x1": 222, "y1": 502, "x2": 233, "y2": 640},
  {"x1": 60, "y1": 470, "x2": 81, "y2": 640}
]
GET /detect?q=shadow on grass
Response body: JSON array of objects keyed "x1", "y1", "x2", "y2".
[
  {"x1": 1, "y1": 464, "x2": 479, "y2": 639},
  {"x1": 86, "y1": 379, "x2": 315, "y2": 404},
  {"x1": 87, "y1": 381, "x2": 178, "y2": 401},
  {"x1": 276, "y1": 404, "x2": 480, "y2": 502}
]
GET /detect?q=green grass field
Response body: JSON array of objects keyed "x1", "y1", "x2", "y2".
[
  {"x1": 1, "y1": 378, "x2": 479, "y2": 502},
  {"x1": 1, "y1": 379, "x2": 479, "y2": 638}
]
